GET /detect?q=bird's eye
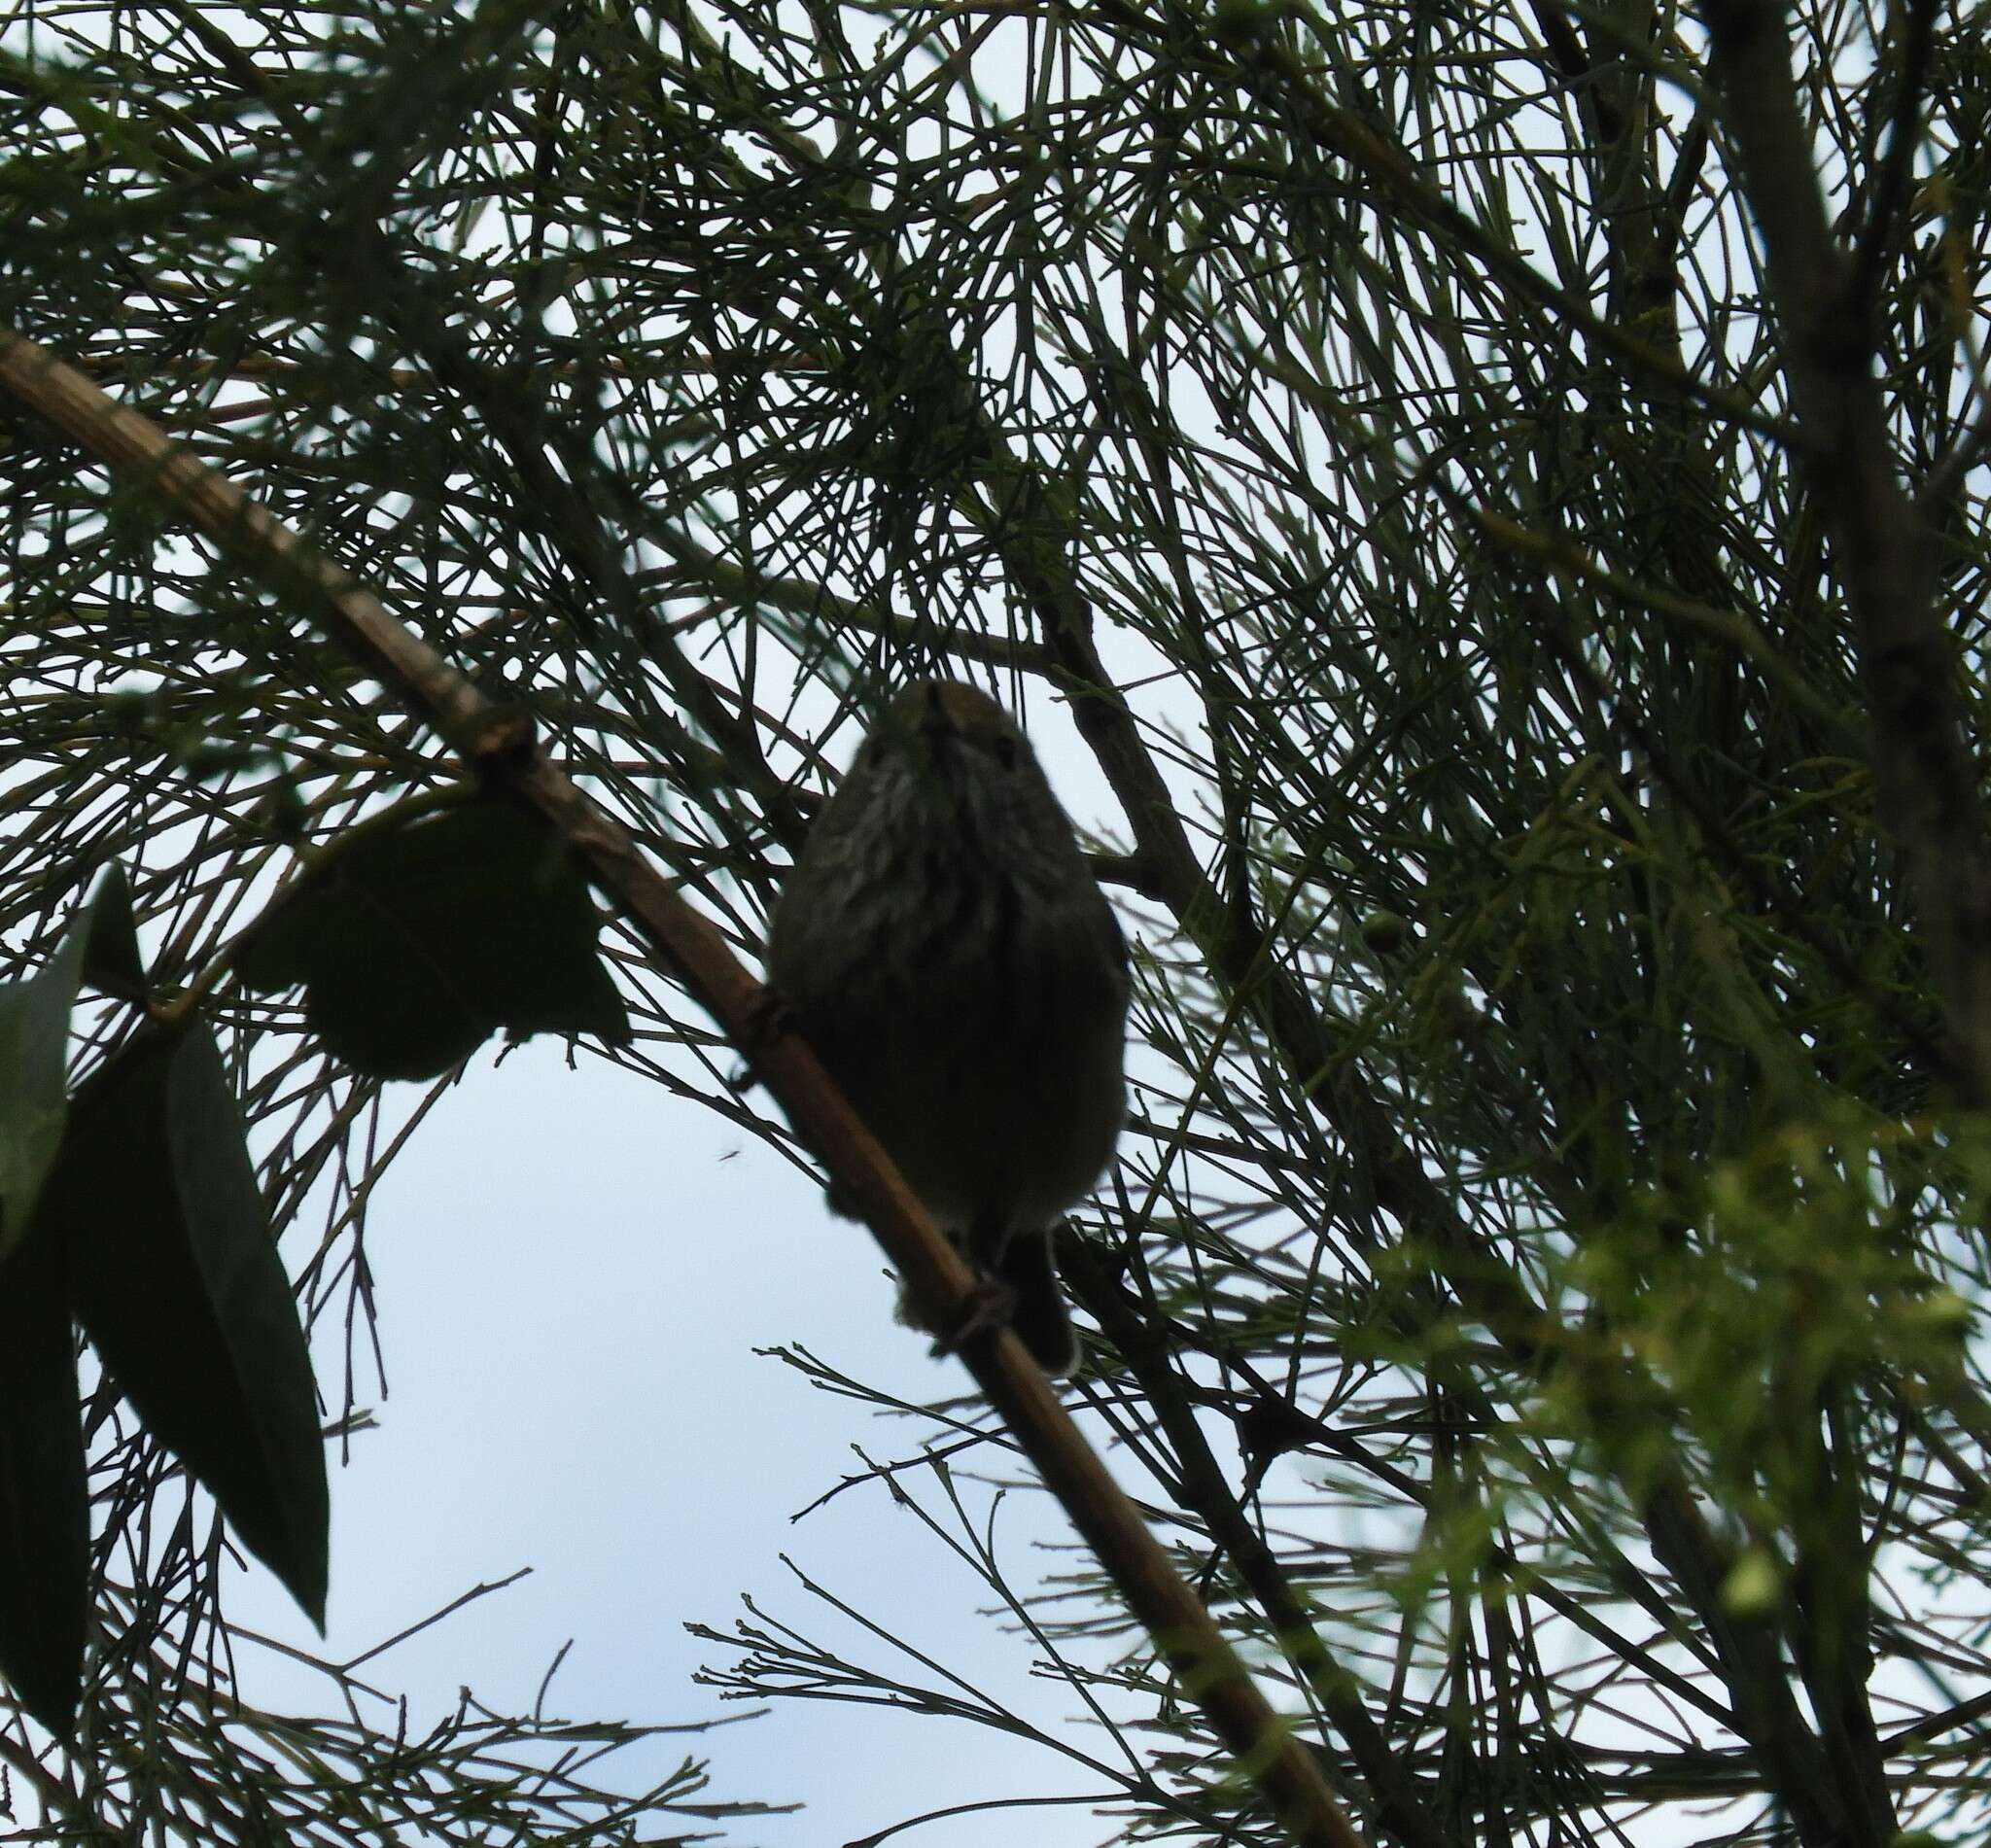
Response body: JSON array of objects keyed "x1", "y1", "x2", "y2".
[{"x1": 993, "y1": 735, "x2": 1018, "y2": 770}]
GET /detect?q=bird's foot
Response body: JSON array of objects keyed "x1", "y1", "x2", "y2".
[
  {"x1": 742, "y1": 983, "x2": 797, "y2": 1050},
  {"x1": 928, "y1": 1275, "x2": 1020, "y2": 1359},
  {"x1": 728, "y1": 984, "x2": 797, "y2": 1093}
]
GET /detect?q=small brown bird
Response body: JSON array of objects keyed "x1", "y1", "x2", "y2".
[{"x1": 768, "y1": 680, "x2": 1129, "y2": 1374}]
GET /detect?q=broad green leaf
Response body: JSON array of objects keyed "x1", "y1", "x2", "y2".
[
  {"x1": 0, "y1": 1224, "x2": 87, "y2": 1741},
  {"x1": 82, "y1": 862, "x2": 147, "y2": 1000},
  {"x1": 0, "y1": 900, "x2": 92, "y2": 1263},
  {"x1": 45, "y1": 1027, "x2": 328, "y2": 1626},
  {"x1": 237, "y1": 799, "x2": 630, "y2": 1081}
]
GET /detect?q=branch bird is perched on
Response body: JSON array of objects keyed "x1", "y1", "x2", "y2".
[{"x1": 768, "y1": 680, "x2": 1130, "y2": 1374}]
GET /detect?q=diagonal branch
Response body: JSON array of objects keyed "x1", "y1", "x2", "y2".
[{"x1": 0, "y1": 321, "x2": 1375, "y2": 1848}]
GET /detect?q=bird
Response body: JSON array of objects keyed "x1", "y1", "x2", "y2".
[{"x1": 767, "y1": 679, "x2": 1130, "y2": 1374}]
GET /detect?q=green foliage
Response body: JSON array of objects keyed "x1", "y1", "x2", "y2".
[
  {"x1": 0, "y1": 887, "x2": 93, "y2": 1262},
  {"x1": 0, "y1": 876, "x2": 129, "y2": 1737},
  {"x1": 3, "y1": 0, "x2": 1991, "y2": 1844},
  {"x1": 236, "y1": 796, "x2": 631, "y2": 1081},
  {"x1": 0, "y1": 1222, "x2": 87, "y2": 1740},
  {"x1": 80, "y1": 861, "x2": 145, "y2": 1000},
  {"x1": 0, "y1": 874, "x2": 329, "y2": 1735},
  {"x1": 44, "y1": 1023, "x2": 329, "y2": 1626}
]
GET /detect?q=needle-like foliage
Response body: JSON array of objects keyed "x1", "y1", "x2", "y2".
[{"x1": 5, "y1": 0, "x2": 1991, "y2": 1844}]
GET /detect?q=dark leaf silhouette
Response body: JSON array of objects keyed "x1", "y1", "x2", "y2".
[
  {"x1": 0, "y1": 1224, "x2": 87, "y2": 1741},
  {"x1": 238, "y1": 799, "x2": 630, "y2": 1080},
  {"x1": 46, "y1": 1028, "x2": 328, "y2": 1626},
  {"x1": 0, "y1": 908, "x2": 90, "y2": 1263}
]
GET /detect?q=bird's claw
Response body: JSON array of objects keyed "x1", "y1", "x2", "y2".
[
  {"x1": 743, "y1": 983, "x2": 797, "y2": 1050},
  {"x1": 928, "y1": 1275, "x2": 1020, "y2": 1359}
]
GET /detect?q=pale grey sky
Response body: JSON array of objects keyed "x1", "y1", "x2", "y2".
[{"x1": 223, "y1": 926, "x2": 1140, "y2": 1848}]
